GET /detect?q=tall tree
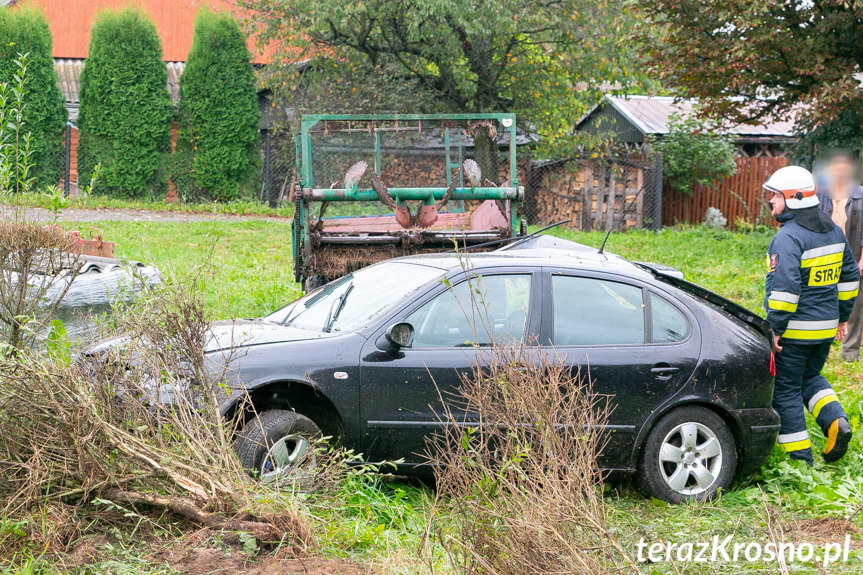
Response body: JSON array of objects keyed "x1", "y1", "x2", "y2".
[
  {"x1": 640, "y1": 1, "x2": 863, "y2": 137},
  {"x1": 77, "y1": 9, "x2": 173, "y2": 198},
  {"x1": 173, "y1": 8, "x2": 261, "y2": 202},
  {"x1": 238, "y1": 0, "x2": 646, "y2": 172},
  {"x1": 0, "y1": 6, "x2": 67, "y2": 188}
]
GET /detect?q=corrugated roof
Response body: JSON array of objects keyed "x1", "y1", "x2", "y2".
[
  {"x1": 592, "y1": 95, "x2": 796, "y2": 138},
  {"x1": 54, "y1": 58, "x2": 185, "y2": 106}
]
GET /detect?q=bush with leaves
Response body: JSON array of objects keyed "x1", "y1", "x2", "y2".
[
  {"x1": 793, "y1": 106, "x2": 863, "y2": 169},
  {"x1": 0, "y1": 54, "x2": 34, "y2": 197},
  {"x1": 77, "y1": 9, "x2": 173, "y2": 199},
  {"x1": 648, "y1": 112, "x2": 737, "y2": 196},
  {"x1": 173, "y1": 8, "x2": 260, "y2": 202},
  {"x1": 0, "y1": 7, "x2": 67, "y2": 190}
]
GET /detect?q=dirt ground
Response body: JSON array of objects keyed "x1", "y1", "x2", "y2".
[
  {"x1": 62, "y1": 533, "x2": 370, "y2": 575},
  {"x1": 150, "y1": 547, "x2": 368, "y2": 575}
]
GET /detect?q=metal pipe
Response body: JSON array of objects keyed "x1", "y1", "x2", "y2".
[{"x1": 64, "y1": 121, "x2": 72, "y2": 196}]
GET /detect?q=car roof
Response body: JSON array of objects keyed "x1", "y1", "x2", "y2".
[{"x1": 390, "y1": 235, "x2": 657, "y2": 282}]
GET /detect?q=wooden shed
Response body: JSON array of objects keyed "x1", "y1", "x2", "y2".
[{"x1": 577, "y1": 95, "x2": 796, "y2": 226}]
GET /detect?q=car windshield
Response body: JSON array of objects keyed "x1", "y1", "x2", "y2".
[{"x1": 264, "y1": 261, "x2": 444, "y2": 333}]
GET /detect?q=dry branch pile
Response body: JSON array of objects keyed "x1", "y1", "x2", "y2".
[{"x1": 0, "y1": 278, "x2": 312, "y2": 550}]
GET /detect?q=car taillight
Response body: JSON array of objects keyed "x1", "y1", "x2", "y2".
[{"x1": 769, "y1": 351, "x2": 776, "y2": 377}]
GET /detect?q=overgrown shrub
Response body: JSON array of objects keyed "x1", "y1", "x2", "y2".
[
  {"x1": 173, "y1": 8, "x2": 260, "y2": 202},
  {"x1": 426, "y1": 344, "x2": 638, "y2": 574},
  {"x1": 0, "y1": 219, "x2": 81, "y2": 350},
  {"x1": 77, "y1": 9, "x2": 173, "y2": 199},
  {"x1": 649, "y1": 111, "x2": 737, "y2": 195},
  {"x1": 0, "y1": 7, "x2": 67, "y2": 189}
]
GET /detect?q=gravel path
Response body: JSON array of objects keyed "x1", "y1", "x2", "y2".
[{"x1": 2, "y1": 206, "x2": 289, "y2": 223}]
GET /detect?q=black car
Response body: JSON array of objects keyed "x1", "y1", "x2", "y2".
[{"x1": 105, "y1": 236, "x2": 781, "y2": 503}]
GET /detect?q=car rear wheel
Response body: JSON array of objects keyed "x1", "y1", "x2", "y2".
[
  {"x1": 234, "y1": 410, "x2": 321, "y2": 486},
  {"x1": 639, "y1": 406, "x2": 736, "y2": 503}
]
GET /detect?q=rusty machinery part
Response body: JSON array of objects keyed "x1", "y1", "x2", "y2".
[
  {"x1": 312, "y1": 201, "x2": 329, "y2": 234},
  {"x1": 369, "y1": 171, "x2": 396, "y2": 209}
]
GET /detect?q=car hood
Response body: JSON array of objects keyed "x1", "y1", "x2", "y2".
[
  {"x1": 81, "y1": 319, "x2": 338, "y2": 358},
  {"x1": 205, "y1": 319, "x2": 338, "y2": 353}
]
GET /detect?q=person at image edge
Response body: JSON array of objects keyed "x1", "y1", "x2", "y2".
[{"x1": 764, "y1": 165, "x2": 857, "y2": 465}]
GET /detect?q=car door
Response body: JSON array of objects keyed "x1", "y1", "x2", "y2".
[
  {"x1": 541, "y1": 270, "x2": 701, "y2": 470},
  {"x1": 359, "y1": 269, "x2": 541, "y2": 465}
]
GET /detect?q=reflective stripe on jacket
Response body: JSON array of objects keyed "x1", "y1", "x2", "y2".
[{"x1": 764, "y1": 219, "x2": 860, "y2": 343}]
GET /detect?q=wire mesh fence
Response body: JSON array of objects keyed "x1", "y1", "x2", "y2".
[{"x1": 293, "y1": 116, "x2": 521, "y2": 219}]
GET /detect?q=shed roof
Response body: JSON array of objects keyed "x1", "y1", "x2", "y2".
[
  {"x1": 54, "y1": 59, "x2": 184, "y2": 105},
  {"x1": 579, "y1": 95, "x2": 797, "y2": 143}
]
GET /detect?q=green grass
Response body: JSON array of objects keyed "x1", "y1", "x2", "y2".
[
  {"x1": 59, "y1": 219, "x2": 302, "y2": 320},
  {"x1": 7, "y1": 192, "x2": 296, "y2": 219},
  {"x1": 6, "y1": 222, "x2": 863, "y2": 573}
]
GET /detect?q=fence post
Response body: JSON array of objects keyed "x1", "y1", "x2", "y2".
[
  {"x1": 64, "y1": 121, "x2": 72, "y2": 196},
  {"x1": 653, "y1": 153, "x2": 663, "y2": 233},
  {"x1": 262, "y1": 128, "x2": 272, "y2": 206}
]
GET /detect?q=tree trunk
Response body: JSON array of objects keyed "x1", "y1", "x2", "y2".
[{"x1": 472, "y1": 126, "x2": 499, "y2": 186}]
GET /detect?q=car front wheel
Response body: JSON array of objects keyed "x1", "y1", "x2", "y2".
[
  {"x1": 234, "y1": 409, "x2": 321, "y2": 485},
  {"x1": 639, "y1": 406, "x2": 737, "y2": 503}
]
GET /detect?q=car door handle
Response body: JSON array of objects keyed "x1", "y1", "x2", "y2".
[{"x1": 651, "y1": 365, "x2": 680, "y2": 380}]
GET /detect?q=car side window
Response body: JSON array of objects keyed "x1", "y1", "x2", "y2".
[
  {"x1": 552, "y1": 275, "x2": 645, "y2": 346},
  {"x1": 649, "y1": 292, "x2": 689, "y2": 343},
  {"x1": 405, "y1": 274, "x2": 531, "y2": 348}
]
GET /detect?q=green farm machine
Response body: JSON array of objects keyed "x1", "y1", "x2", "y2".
[{"x1": 292, "y1": 113, "x2": 525, "y2": 290}]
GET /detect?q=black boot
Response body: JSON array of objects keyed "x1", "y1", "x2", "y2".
[{"x1": 823, "y1": 417, "x2": 852, "y2": 463}]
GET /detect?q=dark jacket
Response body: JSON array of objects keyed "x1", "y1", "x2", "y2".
[
  {"x1": 765, "y1": 211, "x2": 860, "y2": 343},
  {"x1": 818, "y1": 184, "x2": 863, "y2": 260}
]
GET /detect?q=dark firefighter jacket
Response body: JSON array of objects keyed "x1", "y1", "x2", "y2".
[{"x1": 765, "y1": 214, "x2": 860, "y2": 343}]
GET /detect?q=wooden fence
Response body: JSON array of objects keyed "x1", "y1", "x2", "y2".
[{"x1": 662, "y1": 155, "x2": 788, "y2": 227}]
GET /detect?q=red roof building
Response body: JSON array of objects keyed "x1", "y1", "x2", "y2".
[{"x1": 15, "y1": 0, "x2": 267, "y2": 63}]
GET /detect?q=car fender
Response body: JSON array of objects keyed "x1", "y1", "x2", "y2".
[{"x1": 629, "y1": 393, "x2": 742, "y2": 470}]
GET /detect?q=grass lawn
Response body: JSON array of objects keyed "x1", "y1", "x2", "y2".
[
  {"x1": 60, "y1": 219, "x2": 303, "y2": 320},
  {"x1": 6, "y1": 221, "x2": 863, "y2": 573}
]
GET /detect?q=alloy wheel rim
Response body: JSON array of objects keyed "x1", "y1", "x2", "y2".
[
  {"x1": 260, "y1": 434, "x2": 316, "y2": 484},
  {"x1": 658, "y1": 421, "x2": 723, "y2": 496}
]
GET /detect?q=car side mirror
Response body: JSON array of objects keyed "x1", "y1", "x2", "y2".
[{"x1": 385, "y1": 322, "x2": 414, "y2": 349}]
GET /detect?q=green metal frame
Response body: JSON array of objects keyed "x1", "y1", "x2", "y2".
[{"x1": 294, "y1": 113, "x2": 522, "y2": 282}]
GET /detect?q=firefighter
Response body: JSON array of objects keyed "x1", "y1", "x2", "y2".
[{"x1": 764, "y1": 165, "x2": 858, "y2": 465}]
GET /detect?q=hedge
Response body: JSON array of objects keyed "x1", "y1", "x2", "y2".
[
  {"x1": 77, "y1": 9, "x2": 173, "y2": 198},
  {"x1": 0, "y1": 6, "x2": 67, "y2": 189},
  {"x1": 173, "y1": 8, "x2": 260, "y2": 202}
]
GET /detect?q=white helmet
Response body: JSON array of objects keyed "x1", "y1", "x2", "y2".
[{"x1": 763, "y1": 165, "x2": 818, "y2": 210}]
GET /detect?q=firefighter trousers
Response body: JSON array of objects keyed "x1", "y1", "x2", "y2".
[{"x1": 773, "y1": 340, "x2": 847, "y2": 464}]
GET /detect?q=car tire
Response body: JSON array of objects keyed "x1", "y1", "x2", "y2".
[
  {"x1": 234, "y1": 410, "x2": 321, "y2": 485},
  {"x1": 638, "y1": 406, "x2": 737, "y2": 503}
]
